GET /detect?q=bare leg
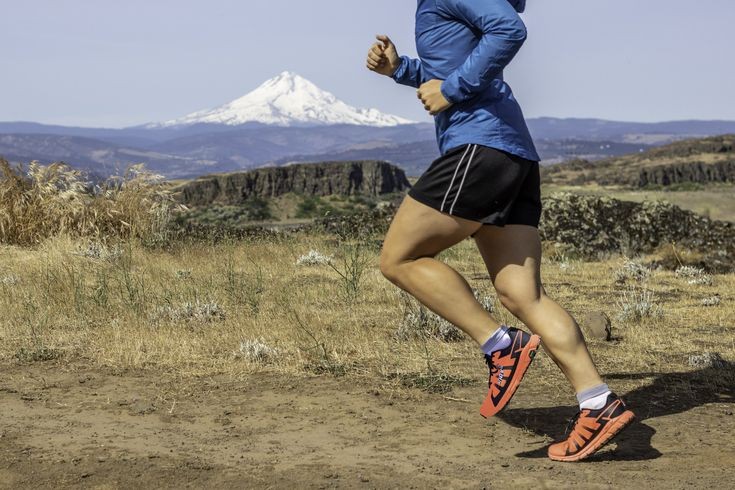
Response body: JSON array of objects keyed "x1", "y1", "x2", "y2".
[
  {"x1": 473, "y1": 224, "x2": 604, "y2": 393},
  {"x1": 380, "y1": 195, "x2": 500, "y2": 345}
]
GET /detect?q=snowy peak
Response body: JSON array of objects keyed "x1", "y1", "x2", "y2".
[{"x1": 152, "y1": 71, "x2": 414, "y2": 128}]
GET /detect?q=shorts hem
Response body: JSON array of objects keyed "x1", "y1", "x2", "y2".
[
  {"x1": 408, "y1": 187, "x2": 539, "y2": 228},
  {"x1": 407, "y1": 187, "x2": 484, "y2": 223}
]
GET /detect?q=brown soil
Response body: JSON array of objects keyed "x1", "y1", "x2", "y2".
[{"x1": 1, "y1": 361, "x2": 733, "y2": 489}]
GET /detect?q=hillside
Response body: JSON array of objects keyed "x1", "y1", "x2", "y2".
[
  {"x1": 542, "y1": 135, "x2": 735, "y2": 187},
  {"x1": 0, "y1": 133, "x2": 221, "y2": 179},
  {"x1": 4, "y1": 117, "x2": 735, "y2": 180}
]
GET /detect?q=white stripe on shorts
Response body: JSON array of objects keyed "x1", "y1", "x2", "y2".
[
  {"x1": 449, "y1": 144, "x2": 478, "y2": 215},
  {"x1": 440, "y1": 144, "x2": 472, "y2": 213}
]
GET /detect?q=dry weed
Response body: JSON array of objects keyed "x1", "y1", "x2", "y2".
[{"x1": 0, "y1": 159, "x2": 185, "y2": 246}]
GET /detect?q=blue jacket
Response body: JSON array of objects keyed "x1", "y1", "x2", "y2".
[{"x1": 392, "y1": 0, "x2": 539, "y2": 162}]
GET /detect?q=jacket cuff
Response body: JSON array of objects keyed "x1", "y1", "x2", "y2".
[
  {"x1": 440, "y1": 74, "x2": 463, "y2": 104},
  {"x1": 390, "y1": 56, "x2": 410, "y2": 83}
]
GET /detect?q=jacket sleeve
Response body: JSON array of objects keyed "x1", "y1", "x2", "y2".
[
  {"x1": 391, "y1": 55, "x2": 425, "y2": 88},
  {"x1": 437, "y1": 0, "x2": 527, "y2": 104}
]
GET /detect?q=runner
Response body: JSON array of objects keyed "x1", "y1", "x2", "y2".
[{"x1": 367, "y1": 0, "x2": 635, "y2": 462}]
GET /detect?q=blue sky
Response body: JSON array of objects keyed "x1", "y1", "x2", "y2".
[{"x1": 2, "y1": 0, "x2": 734, "y2": 127}]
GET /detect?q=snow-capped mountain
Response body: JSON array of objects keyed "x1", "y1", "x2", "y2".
[{"x1": 150, "y1": 71, "x2": 414, "y2": 128}]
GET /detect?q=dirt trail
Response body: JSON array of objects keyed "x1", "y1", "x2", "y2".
[{"x1": 1, "y1": 362, "x2": 733, "y2": 489}]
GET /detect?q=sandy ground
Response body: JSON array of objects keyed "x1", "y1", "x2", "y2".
[{"x1": 1, "y1": 361, "x2": 734, "y2": 489}]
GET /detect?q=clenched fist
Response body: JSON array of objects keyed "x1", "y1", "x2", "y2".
[
  {"x1": 366, "y1": 34, "x2": 402, "y2": 77},
  {"x1": 417, "y1": 80, "x2": 453, "y2": 116}
]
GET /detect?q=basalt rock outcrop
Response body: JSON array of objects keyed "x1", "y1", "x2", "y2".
[
  {"x1": 538, "y1": 193, "x2": 733, "y2": 259},
  {"x1": 627, "y1": 160, "x2": 735, "y2": 187},
  {"x1": 542, "y1": 135, "x2": 735, "y2": 188},
  {"x1": 174, "y1": 160, "x2": 411, "y2": 206},
  {"x1": 311, "y1": 193, "x2": 734, "y2": 268}
]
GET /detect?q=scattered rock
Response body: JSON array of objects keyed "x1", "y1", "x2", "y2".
[
  {"x1": 580, "y1": 311, "x2": 612, "y2": 341},
  {"x1": 130, "y1": 401, "x2": 156, "y2": 415},
  {"x1": 214, "y1": 414, "x2": 233, "y2": 426},
  {"x1": 688, "y1": 352, "x2": 726, "y2": 369}
]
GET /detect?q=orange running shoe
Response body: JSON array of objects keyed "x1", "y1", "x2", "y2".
[
  {"x1": 479, "y1": 327, "x2": 541, "y2": 418},
  {"x1": 547, "y1": 393, "x2": 635, "y2": 462}
]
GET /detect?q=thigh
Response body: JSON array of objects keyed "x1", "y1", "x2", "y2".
[
  {"x1": 472, "y1": 224, "x2": 543, "y2": 296},
  {"x1": 382, "y1": 194, "x2": 483, "y2": 262}
]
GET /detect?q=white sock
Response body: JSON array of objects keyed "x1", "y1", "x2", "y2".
[
  {"x1": 580, "y1": 392, "x2": 611, "y2": 410},
  {"x1": 480, "y1": 325, "x2": 512, "y2": 355},
  {"x1": 577, "y1": 383, "x2": 613, "y2": 410}
]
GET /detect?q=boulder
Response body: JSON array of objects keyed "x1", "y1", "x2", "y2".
[{"x1": 580, "y1": 311, "x2": 612, "y2": 341}]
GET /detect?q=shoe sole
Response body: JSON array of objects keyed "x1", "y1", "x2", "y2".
[
  {"x1": 548, "y1": 410, "x2": 636, "y2": 462},
  {"x1": 479, "y1": 334, "x2": 541, "y2": 418}
]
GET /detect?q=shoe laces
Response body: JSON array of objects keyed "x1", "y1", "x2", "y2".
[
  {"x1": 485, "y1": 355, "x2": 502, "y2": 387},
  {"x1": 564, "y1": 411, "x2": 582, "y2": 436}
]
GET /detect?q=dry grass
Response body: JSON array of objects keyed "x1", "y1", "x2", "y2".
[
  {"x1": 1, "y1": 232, "x2": 733, "y2": 399},
  {"x1": 0, "y1": 158, "x2": 185, "y2": 246}
]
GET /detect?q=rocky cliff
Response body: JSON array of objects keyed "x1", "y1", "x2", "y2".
[
  {"x1": 627, "y1": 160, "x2": 735, "y2": 187},
  {"x1": 542, "y1": 135, "x2": 735, "y2": 187},
  {"x1": 174, "y1": 160, "x2": 411, "y2": 206}
]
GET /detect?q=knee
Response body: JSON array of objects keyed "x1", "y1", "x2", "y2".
[
  {"x1": 495, "y1": 282, "x2": 542, "y2": 317},
  {"x1": 379, "y1": 251, "x2": 403, "y2": 284}
]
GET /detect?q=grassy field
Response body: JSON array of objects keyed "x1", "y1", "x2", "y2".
[{"x1": 1, "y1": 233, "x2": 732, "y2": 388}]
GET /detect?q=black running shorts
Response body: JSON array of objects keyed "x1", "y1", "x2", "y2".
[{"x1": 407, "y1": 143, "x2": 542, "y2": 229}]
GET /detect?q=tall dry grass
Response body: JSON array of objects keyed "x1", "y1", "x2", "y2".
[
  {"x1": 0, "y1": 230, "x2": 732, "y2": 400},
  {"x1": 0, "y1": 158, "x2": 185, "y2": 246}
]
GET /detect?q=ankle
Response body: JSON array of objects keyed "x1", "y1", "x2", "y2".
[
  {"x1": 577, "y1": 383, "x2": 612, "y2": 410},
  {"x1": 480, "y1": 325, "x2": 511, "y2": 355}
]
